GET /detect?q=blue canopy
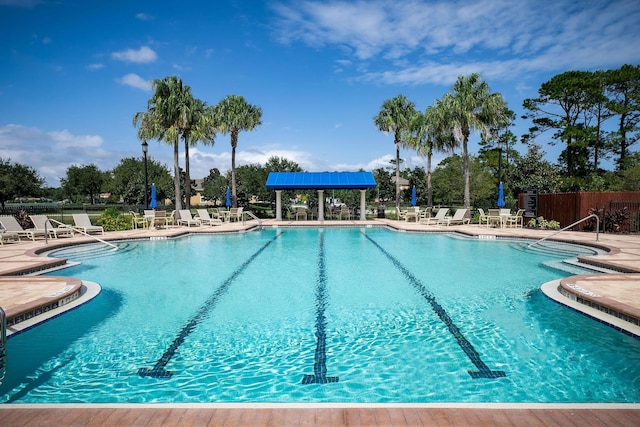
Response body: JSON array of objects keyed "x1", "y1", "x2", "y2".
[
  {"x1": 225, "y1": 187, "x2": 231, "y2": 207},
  {"x1": 265, "y1": 172, "x2": 376, "y2": 190},
  {"x1": 411, "y1": 185, "x2": 416, "y2": 206}
]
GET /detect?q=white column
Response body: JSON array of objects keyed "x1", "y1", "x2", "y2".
[
  {"x1": 275, "y1": 190, "x2": 282, "y2": 221},
  {"x1": 318, "y1": 190, "x2": 325, "y2": 221},
  {"x1": 360, "y1": 189, "x2": 367, "y2": 221}
]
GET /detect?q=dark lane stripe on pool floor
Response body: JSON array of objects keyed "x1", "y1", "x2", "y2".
[
  {"x1": 138, "y1": 233, "x2": 281, "y2": 379},
  {"x1": 362, "y1": 232, "x2": 506, "y2": 379},
  {"x1": 302, "y1": 230, "x2": 338, "y2": 384}
]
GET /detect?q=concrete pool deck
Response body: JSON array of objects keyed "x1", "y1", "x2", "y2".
[{"x1": 1, "y1": 218, "x2": 639, "y2": 426}]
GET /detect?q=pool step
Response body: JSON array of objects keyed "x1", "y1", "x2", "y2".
[
  {"x1": 541, "y1": 258, "x2": 611, "y2": 275},
  {"x1": 50, "y1": 242, "x2": 137, "y2": 262}
]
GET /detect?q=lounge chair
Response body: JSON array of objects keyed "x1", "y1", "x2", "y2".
[
  {"x1": 0, "y1": 215, "x2": 47, "y2": 241},
  {"x1": 339, "y1": 206, "x2": 351, "y2": 220},
  {"x1": 438, "y1": 208, "x2": 470, "y2": 226},
  {"x1": 396, "y1": 207, "x2": 406, "y2": 221},
  {"x1": 419, "y1": 208, "x2": 448, "y2": 225},
  {"x1": 177, "y1": 210, "x2": 201, "y2": 227},
  {"x1": 30, "y1": 214, "x2": 74, "y2": 238},
  {"x1": 196, "y1": 209, "x2": 222, "y2": 226},
  {"x1": 405, "y1": 206, "x2": 419, "y2": 222},
  {"x1": 506, "y1": 209, "x2": 525, "y2": 228},
  {"x1": 0, "y1": 229, "x2": 21, "y2": 244},
  {"x1": 72, "y1": 213, "x2": 104, "y2": 235}
]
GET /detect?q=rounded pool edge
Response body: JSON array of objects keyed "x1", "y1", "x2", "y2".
[{"x1": 541, "y1": 279, "x2": 640, "y2": 338}]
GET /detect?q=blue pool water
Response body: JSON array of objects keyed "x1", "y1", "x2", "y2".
[{"x1": 1, "y1": 227, "x2": 639, "y2": 403}]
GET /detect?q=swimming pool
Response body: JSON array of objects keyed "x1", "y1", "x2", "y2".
[{"x1": 2, "y1": 227, "x2": 639, "y2": 403}]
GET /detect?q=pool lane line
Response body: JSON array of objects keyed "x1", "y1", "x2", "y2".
[
  {"x1": 362, "y1": 232, "x2": 506, "y2": 379},
  {"x1": 138, "y1": 233, "x2": 281, "y2": 379},
  {"x1": 302, "y1": 231, "x2": 338, "y2": 384}
]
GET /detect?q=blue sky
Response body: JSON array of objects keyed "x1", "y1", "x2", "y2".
[{"x1": 1, "y1": 0, "x2": 639, "y2": 187}]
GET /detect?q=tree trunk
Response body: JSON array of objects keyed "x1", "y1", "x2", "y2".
[
  {"x1": 231, "y1": 130, "x2": 238, "y2": 208},
  {"x1": 463, "y1": 134, "x2": 470, "y2": 210},
  {"x1": 395, "y1": 142, "x2": 401, "y2": 210},
  {"x1": 173, "y1": 141, "x2": 182, "y2": 211},
  {"x1": 183, "y1": 136, "x2": 191, "y2": 210},
  {"x1": 427, "y1": 151, "x2": 433, "y2": 207}
]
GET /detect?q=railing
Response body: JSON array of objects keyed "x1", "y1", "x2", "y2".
[
  {"x1": 47, "y1": 218, "x2": 118, "y2": 250},
  {"x1": 242, "y1": 211, "x2": 262, "y2": 229},
  {"x1": 528, "y1": 214, "x2": 599, "y2": 249},
  {"x1": 0, "y1": 306, "x2": 6, "y2": 385}
]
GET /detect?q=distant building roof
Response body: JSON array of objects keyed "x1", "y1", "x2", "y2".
[{"x1": 265, "y1": 172, "x2": 376, "y2": 190}]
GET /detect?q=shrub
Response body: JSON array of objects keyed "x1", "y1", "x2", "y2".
[
  {"x1": 97, "y1": 207, "x2": 132, "y2": 231},
  {"x1": 527, "y1": 216, "x2": 560, "y2": 230},
  {"x1": 605, "y1": 206, "x2": 629, "y2": 233}
]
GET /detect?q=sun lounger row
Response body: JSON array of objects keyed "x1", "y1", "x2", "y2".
[{"x1": 0, "y1": 213, "x2": 104, "y2": 243}]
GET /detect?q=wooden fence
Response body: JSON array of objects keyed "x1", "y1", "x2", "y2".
[{"x1": 518, "y1": 191, "x2": 640, "y2": 233}]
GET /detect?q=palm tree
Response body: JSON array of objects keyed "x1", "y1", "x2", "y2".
[
  {"x1": 407, "y1": 104, "x2": 454, "y2": 207},
  {"x1": 180, "y1": 97, "x2": 215, "y2": 209},
  {"x1": 373, "y1": 95, "x2": 416, "y2": 210},
  {"x1": 438, "y1": 74, "x2": 510, "y2": 209},
  {"x1": 210, "y1": 95, "x2": 262, "y2": 208},
  {"x1": 133, "y1": 76, "x2": 204, "y2": 211}
]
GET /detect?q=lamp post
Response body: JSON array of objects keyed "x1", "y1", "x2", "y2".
[
  {"x1": 142, "y1": 140, "x2": 149, "y2": 209},
  {"x1": 497, "y1": 137, "x2": 503, "y2": 186}
]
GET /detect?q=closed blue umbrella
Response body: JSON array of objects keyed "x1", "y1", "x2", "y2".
[
  {"x1": 411, "y1": 185, "x2": 417, "y2": 206},
  {"x1": 225, "y1": 187, "x2": 231, "y2": 207},
  {"x1": 497, "y1": 182, "x2": 505, "y2": 208},
  {"x1": 150, "y1": 183, "x2": 158, "y2": 209}
]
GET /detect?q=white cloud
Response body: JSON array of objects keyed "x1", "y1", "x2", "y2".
[
  {"x1": 87, "y1": 63, "x2": 104, "y2": 71},
  {"x1": 135, "y1": 12, "x2": 154, "y2": 21},
  {"x1": 273, "y1": 0, "x2": 640, "y2": 85},
  {"x1": 0, "y1": 124, "x2": 113, "y2": 187},
  {"x1": 117, "y1": 73, "x2": 151, "y2": 91},
  {"x1": 111, "y1": 45, "x2": 157, "y2": 63}
]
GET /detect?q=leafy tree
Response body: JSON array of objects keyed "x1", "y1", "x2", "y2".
[
  {"x1": 620, "y1": 161, "x2": 640, "y2": 190},
  {"x1": 438, "y1": 73, "x2": 510, "y2": 209},
  {"x1": 235, "y1": 163, "x2": 268, "y2": 206},
  {"x1": 210, "y1": 95, "x2": 263, "y2": 208},
  {"x1": 605, "y1": 64, "x2": 640, "y2": 170},
  {"x1": 522, "y1": 70, "x2": 604, "y2": 176},
  {"x1": 202, "y1": 168, "x2": 229, "y2": 207},
  {"x1": 263, "y1": 156, "x2": 303, "y2": 206},
  {"x1": 373, "y1": 95, "x2": 417, "y2": 209},
  {"x1": 106, "y1": 157, "x2": 172, "y2": 205},
  {"x1": 431, "y1": 155, "x2": 493, "y2": 208},
  {"x1": 407, "y1": 166, "x2": 429, "y2": 206},
  {"x1": 508, "y1": 144, "x2": 562, "y2": 195},
  {"x1": 61, "y1": 164, "x2": 104, "y2": 204},
  {"x1": 0, "y1": 158, "x2": 45, "y2": 211}
]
